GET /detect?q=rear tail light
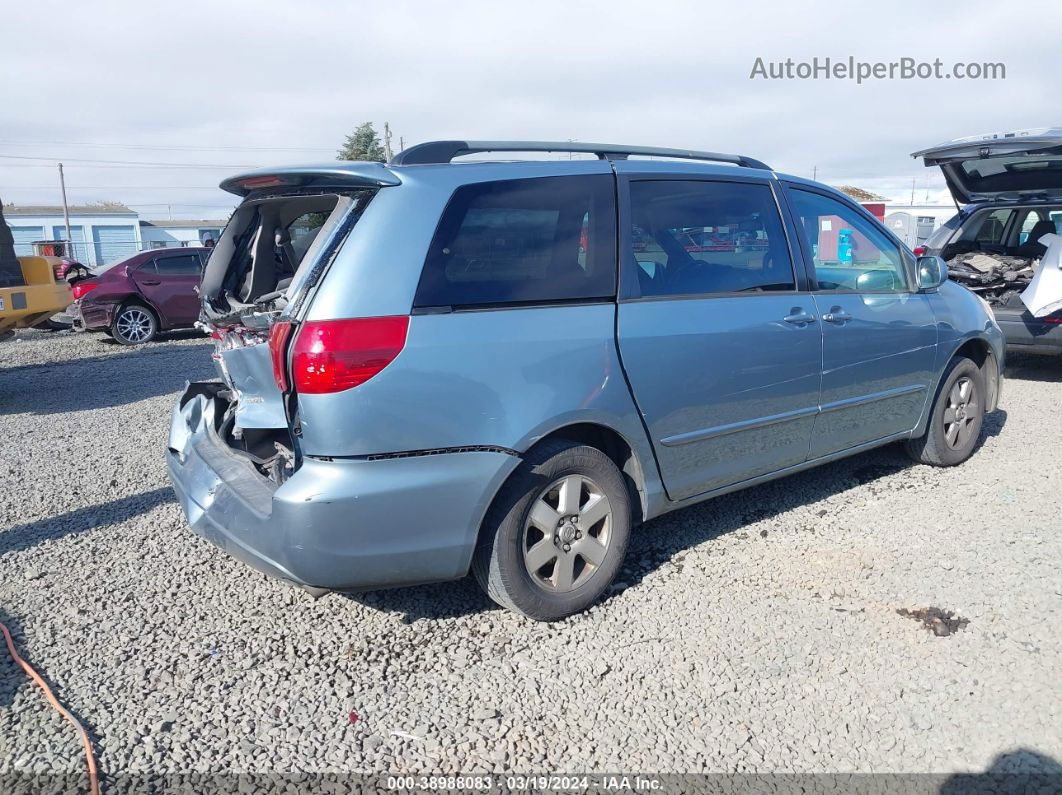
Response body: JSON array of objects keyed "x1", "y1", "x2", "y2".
[
  {"x1": 71, "y1": 281, "x2": 99, "y2": 300},
  {"x1": 291, "y1": 316, "x2": 409, "y2": 394},
  {"x1": 912, "y1": 246, "x2": 927, "y2": 257},
  {"x1": 268, "y1": 321, "x2": 295, "y2": 391},
  {"x1": 1045, "y1": 316, "x2": 1062, "y2": 324}
]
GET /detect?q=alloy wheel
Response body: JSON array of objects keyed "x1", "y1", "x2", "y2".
[
  {"x1": 522, "y1": 474, "x2": 612, "y2": 593},
  {"x1": 942, "y1": 376, "x2": 978, "y2": 449},
  {"x1": 115, "y1": 307, "x2": 153, "y2": 343}
]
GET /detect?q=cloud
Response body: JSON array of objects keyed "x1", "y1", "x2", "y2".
[{"x1": 0, "y1": 0, "x2": 1056, "y2": 213}]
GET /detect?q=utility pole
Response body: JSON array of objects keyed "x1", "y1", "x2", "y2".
[
  {"x1": 399, "y1": 136, "x2": 405, "y2": 154},
  {"x1": 910, "y1": 177, "x2": 916, "y2": 205},
  {"x1": 58, "y1": 163, "x2": 72, "y2": 256},
  {"x1": 812, "y1": 165, "x2": 817, "y2": 181},
  {"x1": 383, "y1": 122, "x2": 393, "y2": 161}
]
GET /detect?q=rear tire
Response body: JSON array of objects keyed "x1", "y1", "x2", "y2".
[
  {"x1": 110, "y1": 303, "x2": 158, "y2": 345},
  {"x1": 472, "y1": 440, "x2": 631, "y2": 621},
  {"x1": 905, "y1": 356, "x2": 984, "y2": 466}
]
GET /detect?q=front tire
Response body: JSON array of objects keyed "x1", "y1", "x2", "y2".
[
  {"x1": 905, "y1": 355, "x2": 985, "y2": 466},
  {"x1": 111, "y1": 303, "x2": 158, "y2": 345},
  {"x1": 472, "y1": 440, "x2": 631, "y2": 621}
]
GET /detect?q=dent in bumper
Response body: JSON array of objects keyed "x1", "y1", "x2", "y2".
[
  {"x1": 77, "y1": 300, "x2": 118, "y2": 330},
  {"x1": 166, "y1": 386, "x2": 520, "y2": 590}
]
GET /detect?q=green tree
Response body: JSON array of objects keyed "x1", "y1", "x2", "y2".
[{"x1": 337, "y1": 122, "x2": 386, "y2": 161}]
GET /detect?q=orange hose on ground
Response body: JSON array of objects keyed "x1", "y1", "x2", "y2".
[{"x1": 0, "y1": 621, "x2": 100, "y2": 795}]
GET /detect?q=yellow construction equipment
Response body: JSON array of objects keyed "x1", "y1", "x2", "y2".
[
  {"x1": 0, "y1": 255, "x2": 73, "y2": 339},
  {"x1": 1, "y1": 200, "x2": 74, "y2": 340}
]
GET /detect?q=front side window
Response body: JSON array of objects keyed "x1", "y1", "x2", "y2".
[
  {"x1": 788, "y1": 189, "x2": 908, "y2": 292},
  {"x1": 414, "y1": 175, "x2": 616, "y2": 308},
  {"x1": 628, "y1": 180, "x2": 794, "y2": 297}
]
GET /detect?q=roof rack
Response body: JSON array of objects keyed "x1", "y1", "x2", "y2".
[{"x1": 389, "y1": 140, "x2": 770, "y2": 170}]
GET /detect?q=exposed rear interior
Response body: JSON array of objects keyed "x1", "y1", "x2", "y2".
[
  {"x1": 201, "y1": 192, "x2": 352, "y2": 322},
  {"x1": 196, "y1": 190, "x2": 367, "y2": 485},
  {"x1": 943, "y1": 205, "x2": 1062, "y2": 306},
  {"x1": 943, "y1": 205, "x2": 1062, "y2": 260}
]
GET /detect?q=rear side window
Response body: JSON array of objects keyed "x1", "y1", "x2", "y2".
[
  {"x1": 628, "y1": 180, "x2": 794, "y2": 297},
  {"x1": 414, "y1": 175, "x2": 616, "y2": 308},
  {"x1": 153, "y1": 253, "x2": 202, "y2": 276},
  {"x1": 287, "y1": 211, "x2": 330, "y2": 262},
  {"x1": 975, "y1": 209, "x2": 1013, "y2": 244}
]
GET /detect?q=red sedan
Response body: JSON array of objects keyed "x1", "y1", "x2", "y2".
[{"x1": 70, "y1": 248, "x2": 209, "y2": 344}]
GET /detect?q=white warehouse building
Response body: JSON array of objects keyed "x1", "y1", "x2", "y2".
[
  {"x1": 3, "y1": 203, "x2": 142, "y2": 268},
  {"x1": 1, "y1": 204, "x2": 228, "y2": 268},
  {"x1": 140, "y1": 219, "x2": 225, "y2": 249}
]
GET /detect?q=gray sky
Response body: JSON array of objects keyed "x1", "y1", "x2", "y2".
[{"x1": 1, "y1": 0, "x2": 1057, "y2": 219}]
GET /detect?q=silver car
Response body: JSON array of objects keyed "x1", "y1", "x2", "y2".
[{"x1": 167, "y1": 140, "x2": 1004, "y2": 620}]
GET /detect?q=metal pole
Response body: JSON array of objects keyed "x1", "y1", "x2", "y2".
[
  {"x1": 58, "y1": 162, "x2": 72, "y2": 256},
  {"x1": 383, "y1": 122, "x2": 393, "y2": 161}
]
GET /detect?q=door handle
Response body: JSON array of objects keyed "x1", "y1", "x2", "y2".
[
  {"x1": 822, "y1": 308, "x2": 853, "y2": 324},
  {"x1": 141, "y1": 280, "x2": 161, "y2": 286},
  {"x1": 783, "y1": 309, "x2": 815, "y2": 325}
]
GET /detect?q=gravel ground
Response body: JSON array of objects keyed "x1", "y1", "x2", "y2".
[{"x1": 1, "y1": 328, "x2": 1060, "y2": 784}]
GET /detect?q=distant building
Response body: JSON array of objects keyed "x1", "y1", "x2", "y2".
[
  {"x1": 833, "y1": 185, "x2": 888, "y2": 222},
  {"x1": 830, "y1": 187, "x2": 961, "y2": 249},
  {"x1": 1, "y1": 204, "x2": 230, "y2": 268},
  {"x1": 140, "y1": 219, "x2": 226, "y2": 249},
  {"x1": 2, "y1": 203, "x2": 141, "y2": 268},
  {"x1": 882, "y1": 203, "x2": 958, "y2": 250}
]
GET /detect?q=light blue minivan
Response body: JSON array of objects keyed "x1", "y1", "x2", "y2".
[{"x1": 168, "y1": 141, "x2": 1004, "y2": 620}]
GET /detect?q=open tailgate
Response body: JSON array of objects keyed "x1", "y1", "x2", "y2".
[{"x1": 912, "y1": 128, "x2": 1062, "y2": 204}]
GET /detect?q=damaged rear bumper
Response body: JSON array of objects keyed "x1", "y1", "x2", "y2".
[
  {"x1": 994, "y1": 306, "x2": 1062, "y2": 354},
  {"x1": 72, "y1": 299, "x2": 117, "y2": 332},
  {"x1": 165, "y1": 381, "x2": 519, "y2": 590}
]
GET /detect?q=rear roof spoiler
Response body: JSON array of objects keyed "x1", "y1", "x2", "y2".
[
  {"x1": 220, "y1": 163, "x2": 401, "y2": 196},
  {"x1": 390, "y1": 140, "x2": 770, "y2": 170}
]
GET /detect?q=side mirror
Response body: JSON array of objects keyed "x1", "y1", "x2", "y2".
[{"x1": 917, "y1": 255, "x2": 948, "y2": 290}]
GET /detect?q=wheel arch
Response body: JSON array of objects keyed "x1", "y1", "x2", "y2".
[
  {"x1": 116, "y1": 296, "x2": 161, "y2": 324},
  {"x1": 950, "y1": 336, "x2": 1000, "y2": 412},
  {"x1": 523, "y1": 422, "x2": 648, "y2": 527},
  {"x1": 912, "y1": 334, "x2": 999, "y2": 438}
]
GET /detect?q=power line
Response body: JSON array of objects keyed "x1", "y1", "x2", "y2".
[
  {"x1": 1, "y1": 186, "x2": 222, "y2": 190},
  {"x1": 0, "y1": 154, "x2": 257, "y2": 168},
  {"x1": 0, "y1": 139, "x2": 336, "y2": 153},
  {"x1": 0, "y1": 163, "x2": 244, "y2": 169}
]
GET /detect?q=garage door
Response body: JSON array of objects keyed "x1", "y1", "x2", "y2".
[
  {"x1": 52, "y1": 225, "x2": 88, "y2": 263},
  {"x1": 92, "y1": 225, "x2": 136, "y2": 267},
  {"x1": 10, "y1": 225, "x2": 44, "y2": 256}
]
